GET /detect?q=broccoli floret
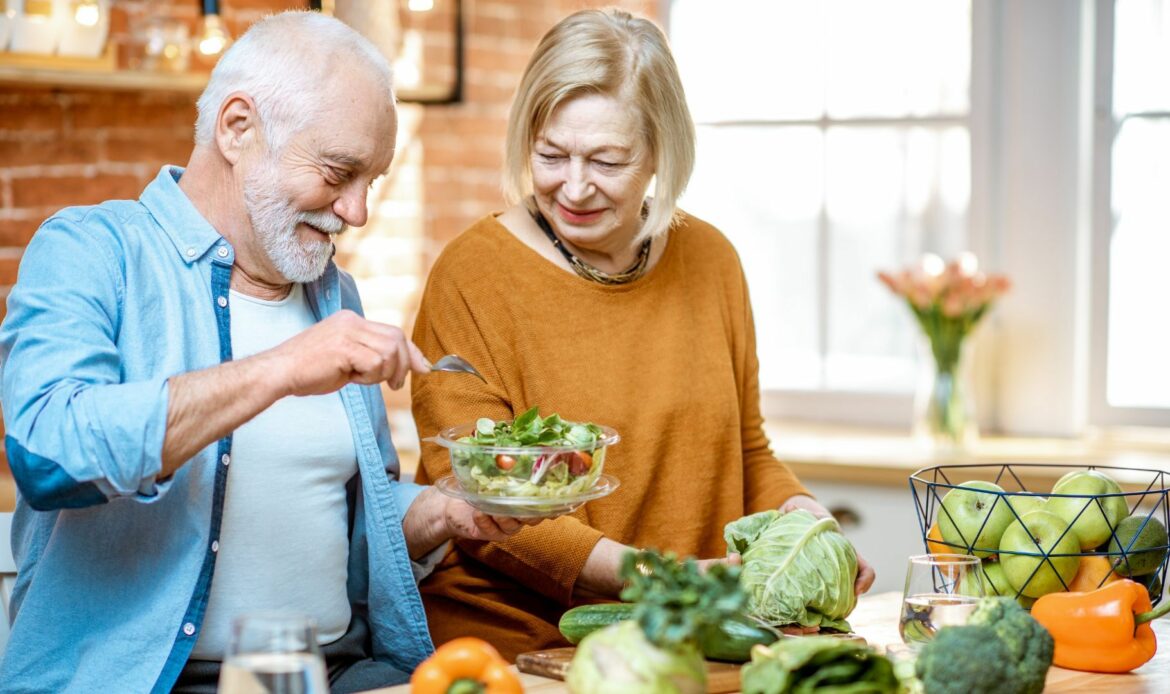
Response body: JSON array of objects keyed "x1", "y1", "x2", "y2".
[
  {"x1": 967, "y1": 596, "x2": 1054, "y2": 694},
  {"x1": 915, "y1": 625, "x2": 1014, "y2": 694}
]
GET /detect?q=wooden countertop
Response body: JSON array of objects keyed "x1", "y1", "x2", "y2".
[{"x1": 366, "y1": 591, "x2": 1170, "y2": 693}]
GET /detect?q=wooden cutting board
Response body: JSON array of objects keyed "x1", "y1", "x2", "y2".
[
  {"x1": 515, "y1": 647, "x2": 743, "y2": 693},
  {"x1": 515, "y1": 633, "x2": 867, "y2": 693}
]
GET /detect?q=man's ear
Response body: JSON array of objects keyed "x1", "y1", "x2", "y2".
[{"x1": 215, "y1": 91, "x2": 260, "y2": 165}]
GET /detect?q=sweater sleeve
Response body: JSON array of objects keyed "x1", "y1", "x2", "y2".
[
  {"x1": 734, "y1": 264, "x2": 812, "y2": 513},
  {"x1": 411, "y1": 243, "x2": 605, "y2": 605}
]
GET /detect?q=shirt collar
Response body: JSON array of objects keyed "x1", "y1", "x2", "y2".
[{"x1": 139, "y1": 165, "x2": 226, "y2": 264}]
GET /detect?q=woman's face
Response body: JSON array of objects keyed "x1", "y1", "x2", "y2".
[{"x1": 530, "y1": 92, "x2": 655, "y2": 257}]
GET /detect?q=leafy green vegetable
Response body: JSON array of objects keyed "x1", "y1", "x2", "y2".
[
  {"x1": 620, "y1": 550, "x2": 746, "y2": 651},
  {"x1": 724, "y1": 509, "x2": 859, "y2": 631},
  {"x1": 566, "y1": 550, "x2": 744, "y2": 694},
  {"x1": 740, "y1": 636, "x2": 899, "y2": 694},
  {"x1": 566, "y1": 621, "x2": 706, "y2": 694},
  {"x1": 450, "y1": 407, "x2": 609, "y2": 498},
  {"x1": 463, "y1": 406, "x2": 602, "y2": 448}
]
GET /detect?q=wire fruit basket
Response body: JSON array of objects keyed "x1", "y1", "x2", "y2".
[{"x1": 909, "y1": 463, "x2": 1170, "y2": 606}]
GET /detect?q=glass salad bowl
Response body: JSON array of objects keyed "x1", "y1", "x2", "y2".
[{"x1": 426, "y1": 409, "x2": 620, "y2": 517}]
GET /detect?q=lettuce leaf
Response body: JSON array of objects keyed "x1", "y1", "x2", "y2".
[{"x1": 725, "y1": 509, "x2": 859, "y2": 631}]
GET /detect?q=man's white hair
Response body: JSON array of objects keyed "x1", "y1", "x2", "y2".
[{"x1": 194, "y1": 11, "x2": 395, "y2": 153}]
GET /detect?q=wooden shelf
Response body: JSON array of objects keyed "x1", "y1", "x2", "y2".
[
  {"x1": 0, "y1": 48, "x2": 208, "y2": 93},
  {"x1": 0, "y1": 64, "x2": 208, "y2": 93}
]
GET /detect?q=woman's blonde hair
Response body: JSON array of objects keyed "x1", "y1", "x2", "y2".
[{"x1": 503, "y1": 9, "x2": 696, "y2": 241}]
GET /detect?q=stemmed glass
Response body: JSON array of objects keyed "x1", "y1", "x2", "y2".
[
  {"x1": 899, "y1": 554, "x2": 984, "y2": 648},
  {"x1": 218, "y1": 613, "x2": 330, "y2": 694}
]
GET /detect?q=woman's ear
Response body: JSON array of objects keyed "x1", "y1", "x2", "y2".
[{"x1": 215, "y1": 91, "x2": 260, "y2": 165}]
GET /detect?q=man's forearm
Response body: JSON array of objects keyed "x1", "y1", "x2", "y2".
[{"x1": 160, "y1": 352, "x2": 289, "y2": 477}]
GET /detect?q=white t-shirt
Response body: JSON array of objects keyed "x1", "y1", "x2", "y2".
[{"x1": 192, "y1": 284, "x2": 358, "y2": 659}]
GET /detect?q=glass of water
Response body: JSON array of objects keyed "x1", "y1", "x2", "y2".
[
  {"x1": 218, "y1": 613, "x2": 329, "y2": 694},
  {"x1": 899, "y1": 554, "x2": 984, "y2": 648}
]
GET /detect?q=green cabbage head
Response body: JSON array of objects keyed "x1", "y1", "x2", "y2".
[
  {"x1": 566, "y1": 621, "x2": 706, "y2": 694},
  {"x1": 724, "y1": 509, "x2": 858, "y2": 631}
]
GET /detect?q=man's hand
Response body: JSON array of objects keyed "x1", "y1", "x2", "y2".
[
  {"x1": 161, "y1": 310, "x2": 429, "y2": 477},
  {"x1": 441, "y1": 497, "x2": 542, "y2": 542},
  {"x1": 266, "y1": 309, "x2": 430, "y2": 396},
  {"x1": 780, "y1": 494, "x2": 876, "y2": 596}
]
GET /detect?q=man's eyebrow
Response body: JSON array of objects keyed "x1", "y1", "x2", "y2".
[{"x1": 322, "y1": 153, "x2": 367, "y2": 169}]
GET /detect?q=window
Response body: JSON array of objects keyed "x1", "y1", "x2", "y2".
[
  {"x1": 1090, "y1": 0, "x2": 1170, "y2": 426},
  {"x1": 670, "y1": 0, "x2": 972, "y2": 424}
]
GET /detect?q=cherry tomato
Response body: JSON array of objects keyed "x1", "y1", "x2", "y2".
[
  {"x1": 495, "y1": 454, "x2": 517, "y2": 471},
  {"x1": 567, "y1": 451, "x2": 592, "y2": 476}
]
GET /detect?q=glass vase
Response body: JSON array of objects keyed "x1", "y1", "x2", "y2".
[{"x1": 914, "y1": 335, "x2": 978, "y2": 455}]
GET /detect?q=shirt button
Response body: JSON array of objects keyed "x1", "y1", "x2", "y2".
[
  {"x1": 211, "y1": 540, "x2": 220, "y2": 553},
  {"x1": 221, "y1": 453, "x2": 230, "y2": 466},
  {"x1": 217, "y1": 296, "x2": 227, "y2": 308},
  {"x1": 183, "y1": 623, "x2": 196, "y2": 636},
  {"x1": 217, "y1": 247, "x2": 229, "y2": 258},
  {"x1": 185, "y1": 247, "x2": 196, "y2": 258}
]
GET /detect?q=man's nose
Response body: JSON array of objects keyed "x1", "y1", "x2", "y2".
[{"x1": 333, "y1": 184, "x2": 369, "y2": 227}]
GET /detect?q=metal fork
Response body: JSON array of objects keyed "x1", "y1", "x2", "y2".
[{"x1": 429, "y1": 354, "x2": 487, "y2": 382}]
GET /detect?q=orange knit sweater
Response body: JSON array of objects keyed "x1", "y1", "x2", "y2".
[{"x1": 410, "y1": 212, "x2": 809, "y2": 659}]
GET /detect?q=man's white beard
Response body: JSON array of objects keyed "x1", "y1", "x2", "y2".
[{"x1": 244, "y1": 159, "x2": 348, "y2": 283}]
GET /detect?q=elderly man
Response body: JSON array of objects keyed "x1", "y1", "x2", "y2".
[{"x1": 0, "y1": 11, "x2": 518, "y2": 693}]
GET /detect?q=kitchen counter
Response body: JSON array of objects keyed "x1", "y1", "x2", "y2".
[
  {"x1": 766, "y1": 421, "x2": 1170, "y2": 489},
  {"x1": 366, "y1": 591, "x2": 1170, "y2": 693}
]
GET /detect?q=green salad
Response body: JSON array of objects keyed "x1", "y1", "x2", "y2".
[{"x1": 451, "y1": 407, "x2": 609, "y2": 498}]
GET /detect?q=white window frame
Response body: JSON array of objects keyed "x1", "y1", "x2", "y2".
[
  {"x1": 664, "y1": 1, "x2": 989, "y2": 429},
  {"x1": 1087, "y1": 0, "x2": 1170, "y2": 428},
  {"x1": 665, "y1": 0, "x2": 1169, "y2": 436}
]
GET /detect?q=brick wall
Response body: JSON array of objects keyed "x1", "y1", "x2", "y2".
[{"x1": 0, "y1": 0, "x2": 661, "y2": 494}]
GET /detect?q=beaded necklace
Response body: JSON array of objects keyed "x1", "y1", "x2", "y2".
[{"x1": 528, "y1": 203, "x2": 651, "y2": 285}]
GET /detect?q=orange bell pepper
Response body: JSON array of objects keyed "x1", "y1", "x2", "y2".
[
  {"x1": 410, "y1": 637, "x2": 523, "y2": 694},
  {"x1": 1031, "y1": 578, "x2": 1170, "y2": 673}
]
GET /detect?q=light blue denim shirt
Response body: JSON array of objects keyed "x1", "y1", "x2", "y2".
[{"x1": 0, "y1": 166, "x2": 435, "y2": 692}]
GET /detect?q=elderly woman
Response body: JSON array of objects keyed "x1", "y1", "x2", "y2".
[{"x1": 411, "y1": 8, "x2": 875, "y2": 658}]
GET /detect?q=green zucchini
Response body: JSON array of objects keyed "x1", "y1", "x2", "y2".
[
  {"x1": 558, "y1": 603, "x2": 780, "y2": 662},
  {"x1": 698, "y1": 614, "x2": 781, "y2": 662},
  {"x1": 559, "y1": 603, "x2": 636, "y2": 644}
]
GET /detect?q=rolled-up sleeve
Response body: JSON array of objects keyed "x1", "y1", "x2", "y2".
[{"x1": 0, "y1": 217, "x2": 170, "y2": 510}]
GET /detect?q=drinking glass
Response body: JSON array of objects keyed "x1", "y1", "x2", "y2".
[
  {"x1": 218, "y1": 613, "x2": 330, "y2": 694},
  {"x1": 899, "y1": 554, "x2": 983, "y2": 648}
]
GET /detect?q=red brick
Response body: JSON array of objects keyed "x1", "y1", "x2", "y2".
[
  {"x1": 0, "y1": 255, "x2": 21, "y2": 286},
  {"x1": 465, "y1": 45, "x2": 533, "y2": 73},
  {"x1": 11, "y1": 174, "x2": 141, "y2": 209},
  {"x1": 105, "y1": 134, "x2": 193, "y2": 166},
  {"x1": 0, "y1": 218, "x2": 40, "y2": 247},
  {"x1": 424, "y1": 141, "x2": 503, "y2": 170},
  {"x1": 0, "y1": 98, "x2": 67, "y2": 132},
  {"x1": 0, "y1": 136, "x2": 102, "y2": 168},
  {"x1": 70, "y1": 97, "x2": 196, "y2": 132}
]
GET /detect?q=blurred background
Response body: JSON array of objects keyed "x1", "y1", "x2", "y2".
[{"x1": 1, "y1": 2, "x2": 1168, "y2": 589}]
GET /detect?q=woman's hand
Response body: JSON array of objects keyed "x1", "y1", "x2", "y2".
[
  {"x1": 694, "y1": 552, "x2": 741, "y2": 573},
  {"x1": 779, "y1": 494, "x2": 876, "y2": 596}
]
